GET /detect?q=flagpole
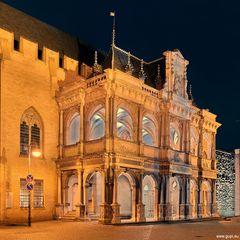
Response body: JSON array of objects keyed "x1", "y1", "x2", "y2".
[{"x1": 110, "y1": 11, "x2": 115, "y2": 70}]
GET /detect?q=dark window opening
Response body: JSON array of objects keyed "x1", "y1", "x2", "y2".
[
  {"x1": 14, "y1": 39, "x2": 19, "y2": 51},
  {"x1": 38, "y1": 49, "x2": 43, "y2": 60},
  {"x1": 59, "y1": 57, "x2": 63, "y2": 68},
  {"x1": 20, "y1": 121, "x2": 29, "y2": 155}
]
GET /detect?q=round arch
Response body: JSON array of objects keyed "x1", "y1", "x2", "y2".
[
  {"x1": 142, "y1": 174, "x2": 158, "y2": 220},
  {"x1": 117, "y1": 172, "x2": 136, "y2": 220},
  {"x1": 169, "y1": 176, "x2": 180, "y2": 220},
  {"x1": 201, "y1": 180, "x2": 212, "y2": 217},
  {"x1": 84, "y1": 171, "x2": 102, "y2": 217},
  {"x1": 190, "y1": 179, "x2": 198, "y2": 218}
]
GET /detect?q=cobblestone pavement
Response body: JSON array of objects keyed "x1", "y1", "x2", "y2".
[{"x1": 0, "y1": 218, "x2": 239, "y2": 240}]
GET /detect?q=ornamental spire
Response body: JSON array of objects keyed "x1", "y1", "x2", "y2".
[
  {"x1": 93, "y1": 51, "x2": 101, "y2": 74},
  {"x1": 125, "y1": 52, "x2": 133, "y2": 74},
  {"x1": 139, "y1": 59, "x2": 146, "y2": 81}
]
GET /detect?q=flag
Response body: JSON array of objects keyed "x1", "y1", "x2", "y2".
[{"x1": 110, "y1": 11, "x2": 115, "y2": 17}]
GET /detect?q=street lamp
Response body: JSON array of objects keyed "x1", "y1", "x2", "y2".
[{"x1": 27, "y1": 144, "x2": 41, "y2": 227}]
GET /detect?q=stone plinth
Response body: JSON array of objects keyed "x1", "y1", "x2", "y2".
[
  {"x1": 75, "y1": 204, "x2": 85, "y2": 220},
  {"x1": 111, "y1": 203, "x2": 121, "y2": 224},
  {"x1": 165, "y1": 203, "x2": 173, "y2": 221},
  {"x1": 98, "y1": 204, "x2": 112, "y2": 224},
  {"x1": 211, "y1": 203, "x2": 219, "y2": 217},
  {"x1": 55, "y1": 204, "x2": 64, "y2": 219},
  {"x1": 157, "y1": 204, "x2": 165, "y2": 221},
  {"x1": 136, "y1": 203, "x2": 146, "y2": 222},
  {"x1": 180, "y1": 204, "x2": 185, "y2": 219},
  {"x1": 198, "y1": 204, "x2": 203, "y2": 218}
]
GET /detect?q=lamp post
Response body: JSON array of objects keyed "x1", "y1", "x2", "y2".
[{"x1": 27, "y1": 144, "x2": 41, "y2": 227}]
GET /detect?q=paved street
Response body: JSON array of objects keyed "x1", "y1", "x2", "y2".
[{"x1": 0, "y1": 218, "x2": 239, "y2": 240}]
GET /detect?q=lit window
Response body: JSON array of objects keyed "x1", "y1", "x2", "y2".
[
  {"x1": 20, "y1": 121, "x2": 29, "y2": 155},
  {"x1": 34, "y1": 180, "x2": 44, "y2": 208},
  {"x1": 142, "y1": 116, "x2": 156, "y2": 146},
  {"x1": 67, "y1": 113, "x2": 80, "y2": 145},
  {"x1": 117, "y1": 108, "x2": 133, "y2": 141},
  {"x1": 20, "y1": 107, "x2": 42, "y2": 155},
  {"x1": 20, "y1": 179, "x2": 29, "y2": 208}
]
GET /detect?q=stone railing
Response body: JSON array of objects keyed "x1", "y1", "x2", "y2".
[
  {"x1": 86, "y1": 74, "x2": 107, "y2": 88},
  {"x1": 142, "y1": 85, "x2": 159, "y2": 98}
]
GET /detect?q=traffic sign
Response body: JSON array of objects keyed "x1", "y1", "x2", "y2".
[
  {"x1": 26, "y1": 183, "x2": 34, "y2": 191},
  {"x1": 26, "y1": 174, "x2": 34, "y2": 183}
]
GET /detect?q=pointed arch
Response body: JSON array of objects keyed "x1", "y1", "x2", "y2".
[
  {"x1": 142, "y1": 114, "x2": 158, "y2": 146},
  {"x1": 117, "y1": 108, "x2": 134, "y2": 141},
  {"x1": 87, "y1": 104, "x2": 105, "y2": 140}
]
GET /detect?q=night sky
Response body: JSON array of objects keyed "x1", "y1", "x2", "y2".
[{"x1": 2, "y1": 0, "x2": 240, "y2": 150}]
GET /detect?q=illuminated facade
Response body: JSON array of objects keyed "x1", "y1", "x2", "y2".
[{"x1": 0, "y1": 2, "x2": 221, "y2": 224}]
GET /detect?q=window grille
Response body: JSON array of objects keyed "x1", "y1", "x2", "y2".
[
  {"x1": 20, "y1": 179, "x2": 29, "y2": 208},
  {"x1": 34, "y1": 180, "x2": 44, "y2": 208},
  {"x1": 20, "y1": 121, "x2": 29, "y2": 155}
]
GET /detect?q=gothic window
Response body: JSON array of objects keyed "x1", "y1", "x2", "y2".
[
  {"x1": 67, "y1": 113, "x2": 80, "y2": 145},
  {"x1": 142, "y1": 116, "x2": 156, "y2": 146},
  {"x1": 117, "y1": 108, "x2": 133, "y2": 141},
  {"x1": 88, "y1": 106, "x2": 105, "y2": 140},
  {"x1": 20, "y1": 107, "x2": 42, "y2": 156}
]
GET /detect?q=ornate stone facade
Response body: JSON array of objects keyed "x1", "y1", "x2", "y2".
[{"x1": 0, "y1": 2, "x2": 221, "y2": 224}]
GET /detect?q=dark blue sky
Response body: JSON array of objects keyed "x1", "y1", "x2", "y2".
[{"x1": 2, "y1": 0, "x2": 240, "y2": 150}]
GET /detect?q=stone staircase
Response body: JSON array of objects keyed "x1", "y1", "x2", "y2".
[{"x1": 61, "y1": 211, "x2": 77, "y2": 221}]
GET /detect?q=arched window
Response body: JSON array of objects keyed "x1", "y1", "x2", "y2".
[
  {"x1": 117, "y1": 108, "x2": 133, "y2": 141},
  {"x1": 20, "y1": 107, "x2": 42, "y2": 155},
  {"x1": 142, "y1": 116, "x2": 156, "y2": 146},
  {"x1": 89, "y1": 107, "x2": 105, "y2": 140},
  {"x1": 67, "y1": 113, "x2": 80, "y2": 145}
]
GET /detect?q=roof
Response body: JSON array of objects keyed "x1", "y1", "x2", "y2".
[
  {"x1": 0, "y1": 1, "x2": 105, "y2": 64},
  {"x1": 103, "y1": 45, "x2": 166, "y2": 89}
]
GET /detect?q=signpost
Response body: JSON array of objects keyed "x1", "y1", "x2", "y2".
[{"x1": 26, "y1": 174, "x2": 34, "y2": 227}]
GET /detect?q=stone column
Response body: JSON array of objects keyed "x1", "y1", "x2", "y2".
[
  {"x1": 75, "y1": 169, "x2": 85, "y2": 220},
  {"x1": 138, "y1": 105, "x2": 144, "y2": 155},
  {"x1": 180, "y1": 178, "x2": 186, "y2": 219},
  {"x1": 136, "y1": 172, "x2": 146, "y2": 222},
  {"x1": 105, "y1": 95, "x2": 110, "y2": 152},
  {"x1": 111, "y1": 169, "x2": 120, "y2": 223},
  {"x1": 211, "y1": 179, "x2": 218, "y2": 217},
  {"x1": 55, "y1": 169, "x2": 64, "y2": 219},
  {"x1": 185, "y1": 177, "x2": 191, "y2": 219},
  {"x1": 79, "y1": 103, "x2": 84, "y2": 157},
  {"x1": 99, "y1": 170, "x2": 112, "y2": 224},
  {"x1": 158, "y1": 176, "x2": 165, "y2": 221},
  {"x1": 197, "y1": 179, "x2": 202, "y2": 218},
  {"x1": 165, "y1": 175, "x2": 173, "y2": 221},
  {"x1": 59, "y1": 110, "x2": 64, "y2": 158}
]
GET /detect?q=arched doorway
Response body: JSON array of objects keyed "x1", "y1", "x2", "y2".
[
  {"x1": 190, "y1": 179, "x2": 198, "y2": 218},
  {"x1": 202, "y1": 180, "x2": 211, "y2": 217},
  {"x1": 143, "y1": 175, "x2": 157, "y2": 220},
  {"x1": 117, "y1": 173, "x2": 134, "y2": 220},
  {"x1": 169, "y1": 177, "x2": 180, "y2": 220},
  {"x1": 67, "y1": 175, "x2": 78, "y2": 212},
  {"x1": 86, "y1": 172, "x2": 102, "y2": 217}
]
